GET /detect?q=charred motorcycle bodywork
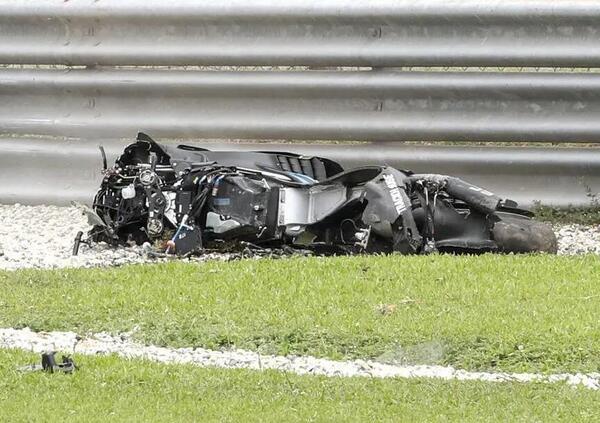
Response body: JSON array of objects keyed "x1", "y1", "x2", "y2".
[{"x1": 86, "y1": 133, "x2": 557, "y2": 256}]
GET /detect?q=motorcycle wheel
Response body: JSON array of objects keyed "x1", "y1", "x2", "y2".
[{"x1": 492, "y1": 214, "x2": 558, "y2": 254}]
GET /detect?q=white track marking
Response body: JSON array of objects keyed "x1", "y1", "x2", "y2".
[{"x1": 1, "y1": 328, "x2": 599, "y2": 390}]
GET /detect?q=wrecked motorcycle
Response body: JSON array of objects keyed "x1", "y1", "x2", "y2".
[{"x1": 76, "y1": 132, "x2": 557, "y2": 256}]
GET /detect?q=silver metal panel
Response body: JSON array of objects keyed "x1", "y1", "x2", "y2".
[
  {"x1": 4, "y1": 68, "x2": 600, "y2": 142},
  {"x1": 1, "y1": 136, "x2": 599, "y2": 208},
  {"x1": 2, "y1": 0, "x2": 600, "y2": 67},
  {"x1": 280, "y1": 185, "x2": 347, "y2": 225}
]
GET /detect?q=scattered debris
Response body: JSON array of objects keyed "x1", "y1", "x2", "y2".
[
  {"x1": 18, "y1": 351, "x2": 77, "y2": 374},
  {"x1": 79, "y1": 132, "x2": 557, "y2": 258},
  {"x1": 376, "y1": 304, "x2": 398, "y2": 316},
  {"x1": 376, "y1": 298, "x2": 419, "y2": 315}
]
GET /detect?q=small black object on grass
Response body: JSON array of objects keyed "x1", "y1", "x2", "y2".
[{"x1": 18, "y1": 352, "x2": 77, "y2": 374}]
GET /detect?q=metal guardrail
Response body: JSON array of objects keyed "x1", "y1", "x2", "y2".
[
  {"x1": 1, "y1": 0, "x2": 600, "y2": 67},
  {"x1": 1, "y1": 137, "x2": 599, "y2": 207},
  {"x1": 3, "y1": 68, "x2": 600, "y2": 142},
  {"x1": 1, "y1": 1, "x2": 600, "y2": 207}
]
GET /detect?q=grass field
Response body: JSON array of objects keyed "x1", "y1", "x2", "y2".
[
  {"x1": 0, "y1": 349, "x2": 598, "y2": 423},
  {"x1": 1, "y1": 254, "x2": 600, "y2": 374}
]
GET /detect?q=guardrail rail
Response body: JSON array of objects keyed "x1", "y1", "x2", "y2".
[{"x1": 1, "y1": 0, "x2": 599, "y2": 206}]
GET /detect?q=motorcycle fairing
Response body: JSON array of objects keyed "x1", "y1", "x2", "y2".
[{"x1": 85, "y1": 133, "x2": 557, "y2": 256}]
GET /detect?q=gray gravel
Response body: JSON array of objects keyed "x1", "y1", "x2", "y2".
[
  {"x1": 0, "y1": 204, "x2": 150, "y2": 270},
  {"x1": 0, "y1": 204, "x2": 236, "y2": 270},
  {"x1": 2, "y1": 327, "x2": 599, "y2": 389},
  {"x1": 555, "y1": 224, "x2": 600, "y2": 255},
  {"x1": 0, "y1": 204, "x2": 597, "y2": 271}
]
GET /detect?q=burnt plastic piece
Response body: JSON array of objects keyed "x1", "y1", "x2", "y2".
[
  {"x1": 98, "y1": 145, "x2": 108, "y2": 171},
  {"x1": 173, "y1": 225, "x2": 203, "y2": 255},
  {"x1": 72, "y1": 231, "x2": 84, "y2": 256}
]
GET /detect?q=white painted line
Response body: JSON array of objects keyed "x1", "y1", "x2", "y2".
[{"x1": 2, "y1": 327, "x2": 599, "y2": 389}]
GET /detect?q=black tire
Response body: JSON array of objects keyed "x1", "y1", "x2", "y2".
[{"x1": 492, "y1": 215, "x2": 557, "y2": 254}]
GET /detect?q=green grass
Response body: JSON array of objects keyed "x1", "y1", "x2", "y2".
[
  {"x1": 1, "y1": 255, "x2": 599, "y2": 374},
  {"x1": 0, "y1": 349, "x2": 598, "y2": 423},
  {"x1": 533, "y1": 203, "x2": 600, "y2": 225}
]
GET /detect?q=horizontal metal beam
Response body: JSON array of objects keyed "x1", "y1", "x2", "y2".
[
  {"x1": 0, "y1": 136, "x2": 598, "y2": 208},
  {"x1": 2, "y1": 0, "x2": 600, "y2": 67},
  {"x1": 3, "y1": 68, "x2": 600, "y2": 142}
]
